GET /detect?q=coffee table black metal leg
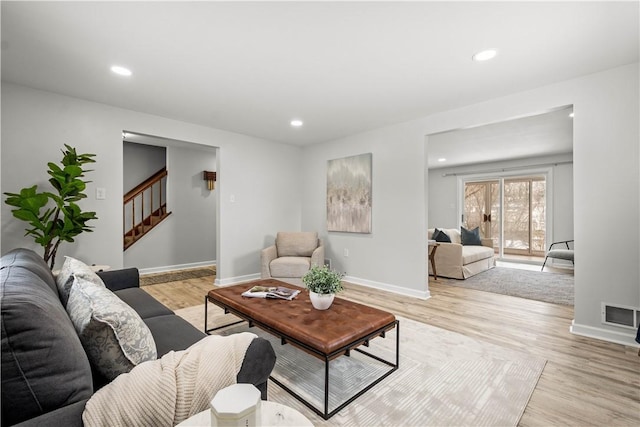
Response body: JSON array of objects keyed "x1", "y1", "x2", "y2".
[
  {"x1": 269, "y1": 320, "x2": 399, "y2": 420},
  {"x1": 324, "y1": 355, "x2": 330, "y2": 418},
  {"x1": 204, "y1": 296, "x2": 246, "y2": 334},
  {"x1": 203, "y1": 295, "x2": 208, "y2": 334}
]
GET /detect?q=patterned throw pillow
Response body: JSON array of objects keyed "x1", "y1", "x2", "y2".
[
  {"x1": 56, "y1": 256, "x2": 105, "y2": 307},
  {"x1": 66, "y1": 276, "x2": 157, "y2": 380}
]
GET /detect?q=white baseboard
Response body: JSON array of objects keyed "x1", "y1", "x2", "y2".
[
  {"x1": 344, "y1": 275, "x2": 430, "y2": 300},
  {"x1": 570, "y1": 320, "x2": 639, "y2": 347},
  {"x1": 139, "y1": 260, "x2": 216, "y2": 275},
  {"x1": 213, "y1": 272, "x2": 430, "y2": 300},
  {"x1": 215, "y1": 273, "x2": 261, "y2": 287}
]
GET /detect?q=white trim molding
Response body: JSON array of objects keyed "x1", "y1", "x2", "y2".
[
  {"x1": 139, "y1": 260, "x2": 216, "y2": 275},
  {"x1": 344, "y1": 275, "x2": 430, "y2": 300},
  {"x1": 215, "y1": 273, "x2": 261, "y2": 287},
  {"x1": 570, "y1": 320, "x2": 639, "y2": 347}
]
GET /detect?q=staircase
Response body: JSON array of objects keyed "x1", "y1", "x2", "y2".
[{"x1": 124, "y1": 167, "x2": 171, "y2": 250}]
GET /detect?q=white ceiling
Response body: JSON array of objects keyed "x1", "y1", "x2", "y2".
[
  {"x1": 427, "y1": 106, "x2": 574, "y2": 169},
  {"x1": 1, "y1": 1, "x2": 638, "y2": 148}
]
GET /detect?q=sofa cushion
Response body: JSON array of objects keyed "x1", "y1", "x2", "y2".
[
  {"x1": 270, "y1": 256, "x2": 312, "y2": 278},
  {"x1": 66, "y1": 276, "x2": 157, "y2": 381},
  {"x1": 143, "y1": 314, "x2": 207, "y2": 357},
  {"x1": 1, "y1": 249, "x2": 93, "y2": 426},
  {"x1": 56, "y1": 256, "x2": 105, "y2": 307},
  {"x1": 461, "y1": 226, "x2": 482, "y2": 246},
  {"x1": 461, "y1": 245, "x2": 495, "y2": 264},
  {"x1": 1, "y1": 248, "x2": 58, "y2": 293},
  {"x1": 276, "y1": 232, "x2": 318, "y2": 257},
  {"x1": 433, "y1": 228, "x2": 452, "y2": 243},
  {"x1": 114, "y1": 288, "x2": 174, "y2": 319}
]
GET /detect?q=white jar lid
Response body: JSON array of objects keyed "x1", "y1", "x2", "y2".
[{"x1": 210, "y1": 384, "x2": 261, "y2": 419}]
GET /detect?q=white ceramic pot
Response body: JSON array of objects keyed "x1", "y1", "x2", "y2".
[{"x1": 309, "y1": 291, "x2": 335, "y2": 310}]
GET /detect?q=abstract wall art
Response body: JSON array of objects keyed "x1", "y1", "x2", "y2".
[{"x1": 327, "y1": 153, "x2": 372, "y2": 233}]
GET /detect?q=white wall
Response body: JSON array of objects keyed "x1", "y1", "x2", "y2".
[
  {"x1": 1, "y1": 83, "x2": 303, "y2": 283},
  {"x1": 123, "y1": 142, "x2": 166, "y2": 194},
  {"x1": 428, "y1": 153, "x2": 574, "y2": 247},
  {"x1": 301, "y1": 63, "x2": 639, "y2": 345},
  {"x1": 301, "y1": 121, "x2": 429, "y2": 299}
]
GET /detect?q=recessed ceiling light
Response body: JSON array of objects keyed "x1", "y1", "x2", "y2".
[
  {"x1": 569, "y1": 112, "x2": 574, "y2": 118},
  {"x1": 438, "y1": 158, "x2": 447, "y2": 162},
  {"x1": 111, "y1": 65, "x2": 132, "y2": 76},
  {"x1": 290, "y1": 119, "x2": 303, "y2": 127},
  {"x1": 472, "y1": 49, "x2": 498, "y2": 62}
]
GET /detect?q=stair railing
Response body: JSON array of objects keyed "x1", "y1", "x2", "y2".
[{"x1": 123, "y1": 167, "x2": 170, "y2": 250}]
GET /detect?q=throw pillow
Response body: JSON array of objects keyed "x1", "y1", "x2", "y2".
[
  {"x1": 66, "y1": 276, "x2": 157, "y2": 380},
  {"x1": 56, "y1": 256, "x2": 105, "y2": 307},
  {"x1": 433, "y1": 228, "x2": 452, "y2": 243},
  {"x1": 461, "y1": 226, "x2": 482, "y2": 246}
]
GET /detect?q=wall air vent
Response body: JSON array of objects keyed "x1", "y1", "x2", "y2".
[{"x1": 601, "y1": 303, "x2": 639, "y2": 329}]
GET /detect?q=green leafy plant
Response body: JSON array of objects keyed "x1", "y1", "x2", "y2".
[
  {"x1": 4, "y1": 144, "x2": 98, "y2": 269},
  {"x1": 302, "y1": 265, "x2": 345, "y2": 295}
]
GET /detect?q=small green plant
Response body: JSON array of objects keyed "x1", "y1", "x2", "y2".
[
  {"x1": 4, "y1": 144, "x2": 98, "y2": 269},
  {"x1": 302, "y1": 265, "x2": 345, "y2": 295}
]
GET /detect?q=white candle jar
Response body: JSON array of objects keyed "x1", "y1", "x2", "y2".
[{"x1": 210, "y1": 384, "x2": 261, "y2": 427}]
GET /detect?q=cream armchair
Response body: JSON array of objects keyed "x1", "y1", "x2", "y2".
[{"x1": 261, "y1": 232, "x2": 324, "y2": 285}]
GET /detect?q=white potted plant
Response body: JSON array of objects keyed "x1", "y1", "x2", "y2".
[{"x1": 302, "y1": 265, "x2": 345, "y2": 310}]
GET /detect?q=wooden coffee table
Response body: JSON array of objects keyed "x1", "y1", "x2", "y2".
[{"x1": 204, "y1": 280, "x2": 399, "y2": 420}]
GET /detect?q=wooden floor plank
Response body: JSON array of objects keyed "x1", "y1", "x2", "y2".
[{"x1": 143, "y1": 273, "x2": 640, "y2": 426}]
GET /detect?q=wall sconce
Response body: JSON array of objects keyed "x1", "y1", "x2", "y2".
[{"x1": 203, "y1": 171, "x2": 217, "y2": 190}]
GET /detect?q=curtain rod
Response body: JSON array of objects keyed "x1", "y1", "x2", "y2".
[{"x1": 440, "y1": 160, "x2": 573, "y2": 177}]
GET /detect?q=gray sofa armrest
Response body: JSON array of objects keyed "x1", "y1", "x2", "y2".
[
  {"x1": 261, "y1": 245, "x2": 277, "y2": 278},
  {"x1": 237, "y1": 337, "x2": 277, "y2": 400},
  {"x1": 13, "y1": 399, "x2": 88, "y2": 427},
  {"x1": 97, "y1": 268, "x2": 140, "y2": 291}
]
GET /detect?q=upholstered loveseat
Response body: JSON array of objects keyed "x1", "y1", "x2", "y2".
[
  {"x1": 428, "y1": 228, "x2": 495, "y2": 279},
  {"x1": 1, "y1": 248, "x2": 276, "y2": 427}
]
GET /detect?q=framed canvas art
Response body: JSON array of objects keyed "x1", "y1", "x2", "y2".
[{"x1": 327, "y1": 153, "x2": 372, "y2": 233}]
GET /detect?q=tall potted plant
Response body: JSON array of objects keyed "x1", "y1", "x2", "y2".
[
  {"x1": 302, "y1": 265, "x2": 345, "y2": 310},
  {"x1": 4, "y1": 144, "x2": 98, "y2": 269}
]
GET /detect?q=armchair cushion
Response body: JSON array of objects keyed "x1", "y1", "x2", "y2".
[
  {"x1": 270, "y1": 256, "x2": 312, "y2": 278},
  {"x1": 276, "y1": 231, "x2": 318, "y2": 257}
]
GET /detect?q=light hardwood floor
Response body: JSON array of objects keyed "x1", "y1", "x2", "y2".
[{"x1": 142, "y1": 274, "x2": 640, "y2": 426}]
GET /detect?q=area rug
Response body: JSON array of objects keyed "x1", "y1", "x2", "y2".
[
  {"x1": 441, "y1": 266, "x2": 574, "y2": 305},
  {"x1": 176, "y1": 304, "x2": 546, "y2": 427},
  {"x1": 140, "y1": 267, "x2": 215, "y2": 286}
]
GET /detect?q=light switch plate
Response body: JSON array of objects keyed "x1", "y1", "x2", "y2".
[{"x1": 96, "y1": 187, "x2": 106, "y2": 200}]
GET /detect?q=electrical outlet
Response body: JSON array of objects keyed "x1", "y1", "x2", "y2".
[
  {"x1": 343, "y1": 248, "x2": 349, "y2": 257},
  {"x1": 230, "y1": 194, "x2": 236, "y2": 203}
]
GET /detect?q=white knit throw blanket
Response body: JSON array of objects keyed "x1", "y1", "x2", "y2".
[{"x1": 83, "y1": 332, "x2": 257, "y2": 427}]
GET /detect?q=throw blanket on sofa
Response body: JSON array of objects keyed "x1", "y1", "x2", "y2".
[{"x1": 83, "y1": 332, "x2": 257, "y2": 427}]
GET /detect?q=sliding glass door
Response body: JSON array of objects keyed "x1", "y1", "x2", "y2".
[
  {"x1": 463, "y1": 181, "x2": 499, "y2": 247},
  {"x1": 464, "y1": 176, "x2": 546, "y2": 258}
]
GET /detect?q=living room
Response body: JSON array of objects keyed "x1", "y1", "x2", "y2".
[{"x1": 1, "y1": 1, "x2": 639, "y2": 426}]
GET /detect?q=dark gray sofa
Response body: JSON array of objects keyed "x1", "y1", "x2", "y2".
[{"x1": 1, "y1": 248, "x2": 276, "y2": 427}]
